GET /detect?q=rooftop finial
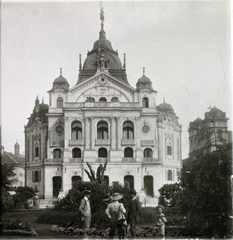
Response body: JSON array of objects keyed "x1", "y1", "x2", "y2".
[
  {"x1": 99, "y1": 2, "x2": 106, "y2": 38},
  {"x1": 100, "y1": 2, "x2": 104, "y2": 23},
  {"x1": 42, "y1": 97, "x2": 44, "y2": 103},
  {"x1": 79, "y1": 54, "x2": 82, "y2": 70},
  {"x1": 60, "y1": 68, "x2": 62, "y2": 76},
  {"x1": 143, "y1": 67, "x2": 145, "y2": 75},
  {"x1": 123, "y1": 53, "x2": 126, "y2": 69},
  {"x1": 163, "y1": 98, "x2": 165, "y2": 103}
]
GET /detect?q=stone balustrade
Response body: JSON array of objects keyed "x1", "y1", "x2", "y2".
[
  {"x1": 141, "y1": 140, "x2": 155, "y2": 147},
  {"x1": 95, "y1": 139, "x2": 110, "y2": 146},
  {"x1": 65, "y1": 102, "x2": 140, "y2": 108},
  {"x1": 121, "y1": 139, "x2": 135, "y2": 145},
  {"x1": 142, "y1": 158, "x2": 162, "y2": 164},
  {"x1": 69, "y1": 158, "x2": 83, "y2": 163},
  {"x1": 69, "y1": 139, "x2": 84, "y2": 146},
  {"x1": 44, "y1": 158, "x2": 62, "y2": 164},
  {"x1": 122, "y1": 158, "x2": 136, "y2": 163}
]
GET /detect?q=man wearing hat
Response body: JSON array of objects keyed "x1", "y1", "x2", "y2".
[
  {"x1": 79, "y1": 190, "x2": 92, "y2": 229},
  {"x1": 128, "y1": 189, "x2": 142, "y2": 239},
  {"x1": 105, "y1": 193, "x2": 126, "y2": 238}
]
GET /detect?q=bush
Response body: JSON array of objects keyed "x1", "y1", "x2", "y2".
[
  {"x1": 12, "y1": 186, "x2": 36, "y2": 209},
  {"x1": 43, "y1": 181, "x2": 132, "y2": 228},
  {"x1": 1, "y1": 188, "x2": 14, "y2": 212}
]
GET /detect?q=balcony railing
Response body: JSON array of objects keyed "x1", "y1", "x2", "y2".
[
  {"x1": 141, "y1": 140, "x2": 155, "y2": 147},
  {"x1": 64, "y1": 102, "x2": 141, "y2": 108},
  {"x1": 122, "y1": 158, "x2": 136, "y2": 163},
  {"x1": 69, "y1": 158, "x2": 83, "y2": 163},
  {"x1": 49, "y1": 140, "x2": 64, "y2": 147},
  {"x1": 121, "y1": 139, "x2": 135, "y2": 145},
  {"x1": 142, "y1": 158, "x2": 162, "y2": 164},
  {"x1": 69, "y1": 139, "x2": 84, "y2": 146},
  {"x1": 44, "y1": 158, "x2": 62, "y2": 164},
  {"x1": 95, "y1": 139, "x2": 110, "y2": 146},
  {"x1": 95, "y1": 158, "x2": 108, "y2": 163}
]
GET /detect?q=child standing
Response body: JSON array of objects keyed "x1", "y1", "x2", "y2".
[{"x1": 156, "y1": 205, "x2": 167, "y2": 237}]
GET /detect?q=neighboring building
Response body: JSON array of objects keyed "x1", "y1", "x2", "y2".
[
  {"x1": 1, "y1": 143, "x2": 25, "y2": 187},
  {"x1": 188, "y1": 106, "x2": 231, "y2": 160},
  {"x1": 24, "y1": 9, "x2": 182, "y2": 204}
]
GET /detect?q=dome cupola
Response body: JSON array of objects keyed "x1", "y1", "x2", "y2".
[
  {"x1": 158, "y1": 98, "x2": 174, "y2": 113},
  {"x1": 50, "y1": 68, "x2": 69, "y2": 92},
  {"x1": 136, "y1": 67, "x2": 154, "y2": 91},
  {"x1": 77, "y1": 6, "x2": 129, "y2": 85}
]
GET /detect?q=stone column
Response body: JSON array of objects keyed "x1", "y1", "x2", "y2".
[
  {"x1": 84, "y1": 117, "x2": 90, "y2": 149},
  {"x1": 135, "y1": 117, "x2": 141, "y2": 149},
  {"x1": 116, "y1": 117, "x2": 121, "y2": 149},
  {"x1": 90, "y1": 117, "x2": 95, "y2": 149},
  {"x1": 110, "y1": 117, "x2": 116, "y2": 149}
]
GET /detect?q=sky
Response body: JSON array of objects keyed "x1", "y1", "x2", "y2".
[{"x1": 1, "y1": 0, "x2": 232, "y2": 158}]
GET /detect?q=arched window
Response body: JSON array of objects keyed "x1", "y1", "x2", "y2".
[
  {"x1": 97, "y1": 121, "x2": 108, "y2": 139},
  {"x1": 124, "y1": 147, "x2": 133, "y2": 157},
  {"x1": 123, "y1": 121, "x2": 134, "y2": 139},
  {"x1": 86, "y1": 97, "x2": 95, "y2": 102},
  {"x1": 57, "y1": 97, "x2": 63, "y2": 108},
  {"x1": 99, "y1": 97, "x2": 107, "y2": 102},
  {"x1": 35, "y1": 143, "x2": 39, "y2": 157},
  {"x1": 71, "y1": 121, "x2": 82, "y2": 140},
  {"x1": 167, "y1": 144, "x2": 172, "y2": 155},
  {"x1": 111, "y1": 97, "x2": 119, "y2": 102},
  {"x1": 168, "y1": 170, "x2": 172, "y2": 181},
  {"x1": 35, "y1": 171, "x2": 39, "y2": 182},
  {"x1": 98, "y1": 148, "x2": 107, "y2": 158},
  {"x1": 124, "y1": 175, "x2": 134, "y2": 189},
  {"x1": 72, "y1": 148, "x2": 81, "y2": 158},
  {"x1": 72, "y1": 176, "x2": 82, "y2": 189},
  {"x1": 144, "y1": 148, "x2": 153, "y2": 158},
  {"x1": 53, "y1": 148, "x2": 61, "y2": 158},
  {"x1": 142, "y1": 97, "x2": 149, "y2": 108}
]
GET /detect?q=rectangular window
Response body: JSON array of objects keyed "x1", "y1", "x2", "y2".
[
  {"x1": 35, "y1": 147, "x2": 39, "y2": 157},
  {"x1": 167, "y1": 146, "x2": 172, "y2": 155}
]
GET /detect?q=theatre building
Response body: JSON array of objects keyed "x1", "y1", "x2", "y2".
[{"x1": 24, "y1": 9, "x2": 182, "y2": 205}]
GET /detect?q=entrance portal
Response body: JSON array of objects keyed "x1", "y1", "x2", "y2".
[
  {"x1": 144, "y1": 175, "x2": 154, "y2": 197},
  {"x1": 53, "y1": 176, "x2": 62, "y2": 198},
  {"x1": 124, "y1": 175, "x2": 134, "y2": 190}
]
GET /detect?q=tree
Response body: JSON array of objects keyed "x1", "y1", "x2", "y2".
[
  {"x1": 1, "y1": 163, "x2": 16, "y2": 212},
  {"x1": 176, "y1": 143, "x2": 232, "y2": 236},
  {"x1": 84, "y1": 160, "x2": 108, "y2": 184},
  {"x1": 158, "y1": 183, "x2": 181, "y2": 207}
]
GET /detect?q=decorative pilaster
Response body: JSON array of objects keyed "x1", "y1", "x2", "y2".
[
  {"x1": 135, "y1": 117, "x2": 141, "y2": 149},
  {"x1": 110, "y1": 117, "x2": 116, "y2": 149},
  {"x1": 84, "y1": 117, "x2": 90, "y2": 149},
  {"x1": 116, "y1": 117, "x2": 121, "y2": 149},
  {"x1": 90, "y1": 117, "x2": 95, "y2": 149}
]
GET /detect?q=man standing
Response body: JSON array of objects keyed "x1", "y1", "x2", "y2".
[
  {"x1": 79, "y1": 190, "x2": 91, "y2": 229},
  {"x1": 128, "y1": 189, "x2": 142, "y2": 239}
]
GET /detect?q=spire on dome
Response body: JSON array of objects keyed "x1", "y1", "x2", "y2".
[
  {"x1": 79, "y1": 54, "x2": 82, "y2": 70},
  {"x1": 123, "y1": 53, "x2": 126, "y2": 69},
  {"x1": 143, "y1": 67, "x2": 145, "y2": 75},
  {"x1": 99, "y1": 3, "x2": 106, "y2": 39},
  {"x1": 60, "y1": 67, "x2": 62, "y2": 76}
]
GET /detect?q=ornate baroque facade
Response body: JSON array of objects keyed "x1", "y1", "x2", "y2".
[{"x1": 25, "y1": 9, "x2": 182, "y2": 204}]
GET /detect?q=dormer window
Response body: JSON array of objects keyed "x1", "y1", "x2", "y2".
[{"x1": 99, "y1": 97, "x2": 107, "y2": 102}]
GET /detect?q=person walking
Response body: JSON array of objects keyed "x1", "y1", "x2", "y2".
[
  {"x1": 79, "y1": 190, "x2": 92, "y2": 230},
  {"x1": 105, "y1": 193, "x2": 127, "y2": 239},
  {"x1": 128, "y1": 189, "x2": 142, "y2": 239}
]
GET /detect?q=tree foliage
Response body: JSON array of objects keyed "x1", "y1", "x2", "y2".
[
  {"x1": 84, "y1": 160, "x2": 108, "y2": 184},
  {"x1": 53, "y1": 181, "x2": 132, "y2": 228},
  {"x1": 158, "y1": 183, "x2": 181, "y2": 207},
  {"x1": 175, "y1": 143, "x2": 232, "y2": 236}
]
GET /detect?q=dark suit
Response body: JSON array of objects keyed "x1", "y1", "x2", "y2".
[{"x1": 128, "y1": 197, "x2": 142, "y2": 238}]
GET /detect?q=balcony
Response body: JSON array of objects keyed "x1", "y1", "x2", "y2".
[
  {"x1": 49, "y1": 140, "x2": 64, "y2": 147},
  {"x1": 95, "y1": 139, "x2": 110, "y2": 146},
  {"x1": 121, "y1": 139, "x2": 135, "y2": 145},
  {"x1": 95, "y1": 158, "x2": 109, "y2": 163},
  {"x1": 122, "y1": 158, "x2": 136, "y2": 163},
  {"x1": 69, "y1": 139, "x2": 84, "y2": 146},
  {"x1": 141, "y1": 140, "x2": 155, "y2": 147},
  {"x1": 142, "y1": 158, "x2": 162, "y2": 164},
  {"x1": 44, "y1": 158, "x2": 62, "y2": 165},
  {"x1": 69, "y1": 158, "x2": 83, "y2": 163},
  {"x1": 65, "y1": 102, "x2": 141, "y2": 108}
]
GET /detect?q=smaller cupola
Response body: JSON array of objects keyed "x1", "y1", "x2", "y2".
[
  {"x1": 136, "y1": 67, "x2": 155, "y2": 92},
  {"x1": 158, "y1": 98, "x2": 174, "y2": 113},
  {"x1": 50, "y1": 68, "x2": 69, "y2": 92}
]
